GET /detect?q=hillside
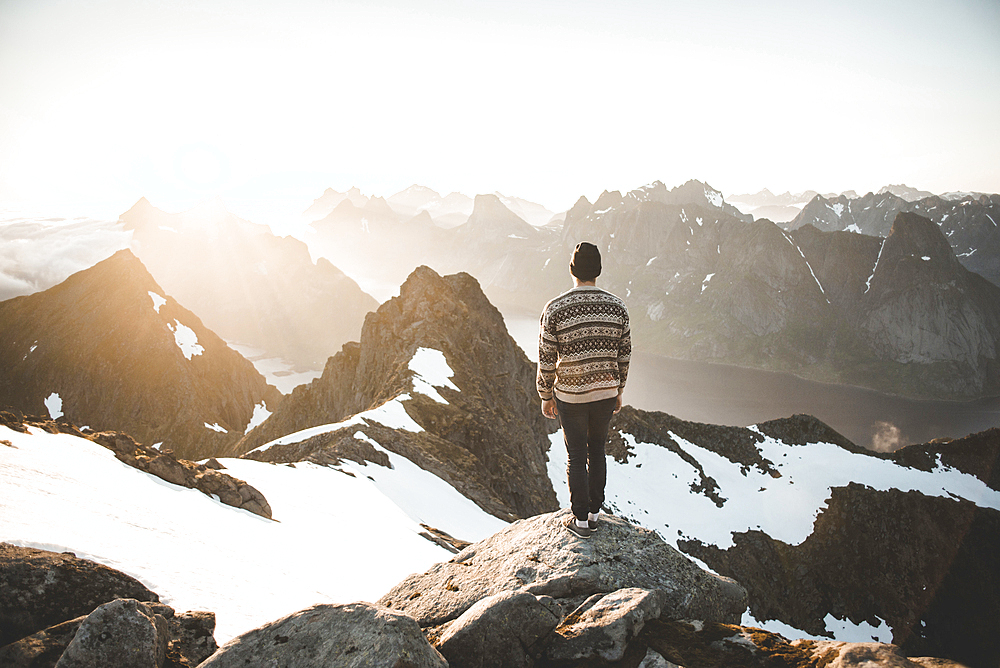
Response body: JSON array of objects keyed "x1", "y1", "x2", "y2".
[{"x1": 0, "y1": 250, "x2": 280, "y2": 459}]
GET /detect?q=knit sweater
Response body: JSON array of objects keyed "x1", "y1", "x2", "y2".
[{"x1": 537, "y1": 286, "x2": 631, "y2": 403}]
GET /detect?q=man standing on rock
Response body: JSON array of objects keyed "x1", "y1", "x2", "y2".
[{"x1": 538, "y1": 242, "x2": 631, "y2": 539}]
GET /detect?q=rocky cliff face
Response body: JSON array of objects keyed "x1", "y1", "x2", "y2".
[
  {"x1": 789, "y1": 191, "x2": 1000, "y2": 287},
  {"x1": 237, "y1": 265, "x2": 558, "y2": 520},
  {"x1": 0, "y1": 250, "x2": 281, "y2": 459},
  {"x1": 122, "y1": 198, "x2": 377, "y2": 370},
  {"x1": 593, "y1": 406, "x2": 1000, "y2": 668}
]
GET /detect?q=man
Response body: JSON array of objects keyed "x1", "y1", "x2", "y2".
[{"x1": 537, "y1": 242, "x2": 631, "y2": 538}]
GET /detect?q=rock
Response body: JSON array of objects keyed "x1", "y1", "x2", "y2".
[
  {"x1": 637, "y1": 647, "x2": 681, "y2": 667},
  {"x1": 0, "y1": 615, "x2": 86, "y2": 667},
  {"x1": 0, "y1": 544, "x2": 158, "y2": 647},
  {"x1": 379, "y1": 509, "x2": 747, "y2": 628},
  {"x1": 198, "y1": 602, "x2": 447, "y2": 668},
  {"x1": 0, "y1": 249, "x2": 282, "y2": 460},
  {"x1": 791, "y1": 639, "x2": 970, "y2": 668},
  {"x1": 147, "y1": 454, "x2": 191, "y2": 487},
  {"x1": 54, "y1": 598, "x2": 169, "y2": 668},
  {"x1": 546, "y1": 587, "x2": 666, "y2": 664},
  {"x1": 163, "y1": 610, "x2": 218, "y2": 667},
  {"x1": 434, "y1": 589, "x2": 561, "y2": 668}
]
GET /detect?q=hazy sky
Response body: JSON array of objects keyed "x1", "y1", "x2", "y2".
[{"x1": 1, "y1": 0, "x2": 998, "y2": 222}]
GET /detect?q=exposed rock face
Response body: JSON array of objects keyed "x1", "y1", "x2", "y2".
[
  {"x1": 792, "y1": 639, "x2": 971, "y2": 668},
  {"x1": 238, "y1": 266, "x2": 557, "y2": 520},
  {"x1": 378, "y1": 509, "x2": 747, "y2": 629},
  {"x1": 122, "y1": 197, "x2": 377, "y2": 370},
  {"x1": 0, "y1": 545, "x2": 217, "y2": 668},
  {"x1": 198, "y1": 602, "x2": 447, "y2": 668},
  {"x1": 434, "y1": 589, "x2": 561, "y2": 668},
  {"x1": 680, "y1": 483, "x2": 1000, "y2": 668},
  {"x1": 892, "y1": 427, "x2": 1000, "y2": 492},
  {"x1": 54, "y1": 598, "x2": 169, "y2": 668},
  {"x1": 0, "y1": 544, "x2": 159, "y2": 647},
  {"x1": 89, "y1": 430, "x2": 272, "y2": 518},
  {"x1": 788, "y1": 190, "x2": 1000, "y2": 287},
  {"x1": 0, "y1": 250, "x2": 281, "y2": 459}
]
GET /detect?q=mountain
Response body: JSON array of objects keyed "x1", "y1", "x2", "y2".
[
  {"x1": 302, "y1": 186, "x2": 370, "y2": 220},
  {"x1": 0, "y1": 250, "x2": 281, "y2": 459},
  {"x1": 237, "y1": 266, "x2": 558, "y2": 520},
  {"x1": 591, "y1": 407, "x2": 1000, "y2": 668},
  {"x1": 491, "y1": 191, "x2": 555, "y2": 227},
  {"x1": 121, "y1": 198, "x2": 378, "y2": 371},
  {"x1": 878, "y1": 184, "x2": 935, "y2": 201},
  {"x1": 729, "y1": 188, "x2": 865, "y2": 223},
  {"x1": 788, "y1": 190, "x2": 1000, "y2": 287},
  {"x1": 387, "y1": 185, "x2": 475, "y2": 227}
]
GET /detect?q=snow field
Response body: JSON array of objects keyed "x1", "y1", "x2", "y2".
[{"x1": 0, "y1": 426, "x2": 474, "y2": 643}]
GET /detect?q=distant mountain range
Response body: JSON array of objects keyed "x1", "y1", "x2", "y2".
[
  {"x1": 0, "y1": 250, "x2": 280, "y2": 459},
  {"x1": 787, "y1": 190, "x2": 1000, "y2": 287},
  {"x1": 307, "y1": 184, "x2": 556, "y2": 229},
  {"x1": 121, "y1": 197, "x2": 378, "y2": 371}
]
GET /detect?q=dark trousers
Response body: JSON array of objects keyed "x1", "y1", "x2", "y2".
[{"x1": 557, "y1": 396, "x2": 617, "y2": 522}]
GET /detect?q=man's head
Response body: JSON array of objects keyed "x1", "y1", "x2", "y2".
[{"x1": 570, "y1": 242, "x2": 601, "y2": 282}]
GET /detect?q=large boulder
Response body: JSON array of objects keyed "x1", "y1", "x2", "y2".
[
  {"x1": 54, "y1": 598, "x2": 169, "y2": 668},
  {"x1": 0, "y1": 544, "x2": 158, "y2": 647},
  {"x1": 379, "y1": 509, "x2": 747, "y2": 628},
  {"x1": 198, "y1": 602, "x2": 447, "y2": 668},
  {"x1": 434, "y1": 590, "x2": 562, "y2": 668},
  {"x1": 545, "y1": 587, "x2": 667, "y2": 664}
]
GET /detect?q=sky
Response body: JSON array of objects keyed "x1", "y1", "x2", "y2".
[{"x1": 1, "y1": 0, "x2": 999, "y2": 224}]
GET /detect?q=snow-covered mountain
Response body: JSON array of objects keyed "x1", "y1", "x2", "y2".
[
  {"x1": 0, "y1": 250, "x2": 280, "y2": 459},
  {"x1": 302, "y1": 186, "x2": 371, "y2": 220},
  {"x1": 787, "y1": 190, "x2": 1000, "y2": 287},
  {"x1": 122, "y1": 198, "x2": 378, "y2": 372},
  {"x1": 238, "y1": 265, "x2": 558, "y2": 520},
  {"x1": 728, "y1": 188, "x2": 857, "y2": 223}
]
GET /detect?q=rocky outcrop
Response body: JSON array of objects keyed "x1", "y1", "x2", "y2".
[
  {"x1": 122, "y1": 197, "x2": 377, "y2": 370},
  {"x1": 238, "y1": 266, "x2": 557, "y2": 520},
  {"x1": 89, "y1": 430, "x2": 272, "y2": 519},
  {"x1": 0, "y1": 544, "x2": 159, "y2": 647},
  {"x1": 680, "y1": 483, "x2": 1000, "y2": 668},
  {"x1": 0, "y1": 249, "x2": 281, "y2": 459},
  {"x1": 53, "y1": 598, "x2": 169, "y2": 668},
  {"x1": 198, "y1": 602, "x2": 447, "y2": 668},
  {"x1": 379, "y1": 509, "x2": 747, "y2": 629},
  {"x1": 0, "y1": 546, "x2": 217, "y2": 668}
]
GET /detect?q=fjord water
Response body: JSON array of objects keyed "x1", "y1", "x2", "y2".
[{"x1": 503, "y1": 311, "x2": 999, "y2": 451}]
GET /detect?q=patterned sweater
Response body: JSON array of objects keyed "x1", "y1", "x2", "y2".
[{"x1": 537, "y1": 286, "x2": 631, "y2": 403}]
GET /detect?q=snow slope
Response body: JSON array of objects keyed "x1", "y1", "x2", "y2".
[
  {"x1": 544, "y1": 424, "x2": 1000, "y2": 642},
  {"x1": 0, "y1": 424, "x2": 503, "y2": 642}
]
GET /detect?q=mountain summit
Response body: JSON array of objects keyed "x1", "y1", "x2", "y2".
[{"x1": 0, "y1": 250, "x2": 280, "y2": 459}]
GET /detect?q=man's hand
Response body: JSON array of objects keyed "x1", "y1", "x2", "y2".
[
  {"x1": 613, "y1": 393, "x2": 623, "y2": 415},
  {"x1": 541, "y1": 398, "x2": 558, "y2": 419}
]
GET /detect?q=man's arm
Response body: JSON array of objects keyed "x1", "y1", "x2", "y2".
[{"x1": 537, "y1": 307, "x2": 559, "y2": 418}]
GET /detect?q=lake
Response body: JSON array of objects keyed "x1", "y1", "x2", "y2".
[{"x1": 503, "y1": 311, "x2": 1000, "y2": 451}]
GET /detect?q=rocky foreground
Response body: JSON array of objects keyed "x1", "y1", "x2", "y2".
[{"x1": 0, "y1": 509, "x2": 970, "y2": 667}]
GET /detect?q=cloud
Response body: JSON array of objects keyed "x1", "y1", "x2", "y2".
[
  {"x1": 0, "y1": 216, "x2": 131, "y2": 301},
  {"x1": 871, "y1": 420, "x2": 906, "y2": 453}
]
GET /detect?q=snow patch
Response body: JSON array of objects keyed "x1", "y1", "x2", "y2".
[
  {"x1": 148, "y1": 291, "x2": 167, "y2": 313},
  {"x1": 168, "y1": 320, "x2": 204, "y2": 360},
  {"x1": 824, "y1": 614, "x2": 893, "y2": 643},
  {"x1": 865, "y1": 238, "x2": 887, "y2": 294},
  {"x1": 830, "y1": 203, "x2": 844, "y2": 217},
  {"x1": 844, "y1": 224, "x2": 862, "y2": 234},
  {"x1": 408, "y1": 348, "x2": 460, "y2": 404},
  {"x1": 44, "y1": 393, "x2": 63, "y2": 419},
  {"x1": 205, "y1": 422, "x2": 228, "y2": 434},
  {"x1": 645, "y1": 256, "x2": 658, "y2": 267},
  {"x1": 701, "y1": 273, "x2": 715, "y2": 293},
  {"x1": 245, "y1": 402, "x2": 272, "y2": 434},
  {"x1": 921, "y1": 256, "x2": 931, "y2": 261},
  {"x1": 987, "y1": 213, "x2": 997, "y2": 227},
  {"x1": 704, "y1": 187, "x2": 723, "y2": 208}
]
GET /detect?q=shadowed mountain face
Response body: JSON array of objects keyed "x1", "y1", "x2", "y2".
[
  {"x1": 0, "y1": 250, "x2": 281, "y2": 459},
  {"x1": 121, "y1": 198, "x2": 378, "y2": 371},
  {"x1": 788, "y1": 190, "x2": 1000, "y2": 287},
  {"x1": 237, "y1": 265, "x2": 558, "y2": 520}
]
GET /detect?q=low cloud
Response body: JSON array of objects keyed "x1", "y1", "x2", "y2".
[
  {"x1": 871, "y1": 420, "x2": 906, "y2": 453},
  {"x1": 0, "y1": 216, "x2": 130, "y2": 301}
]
